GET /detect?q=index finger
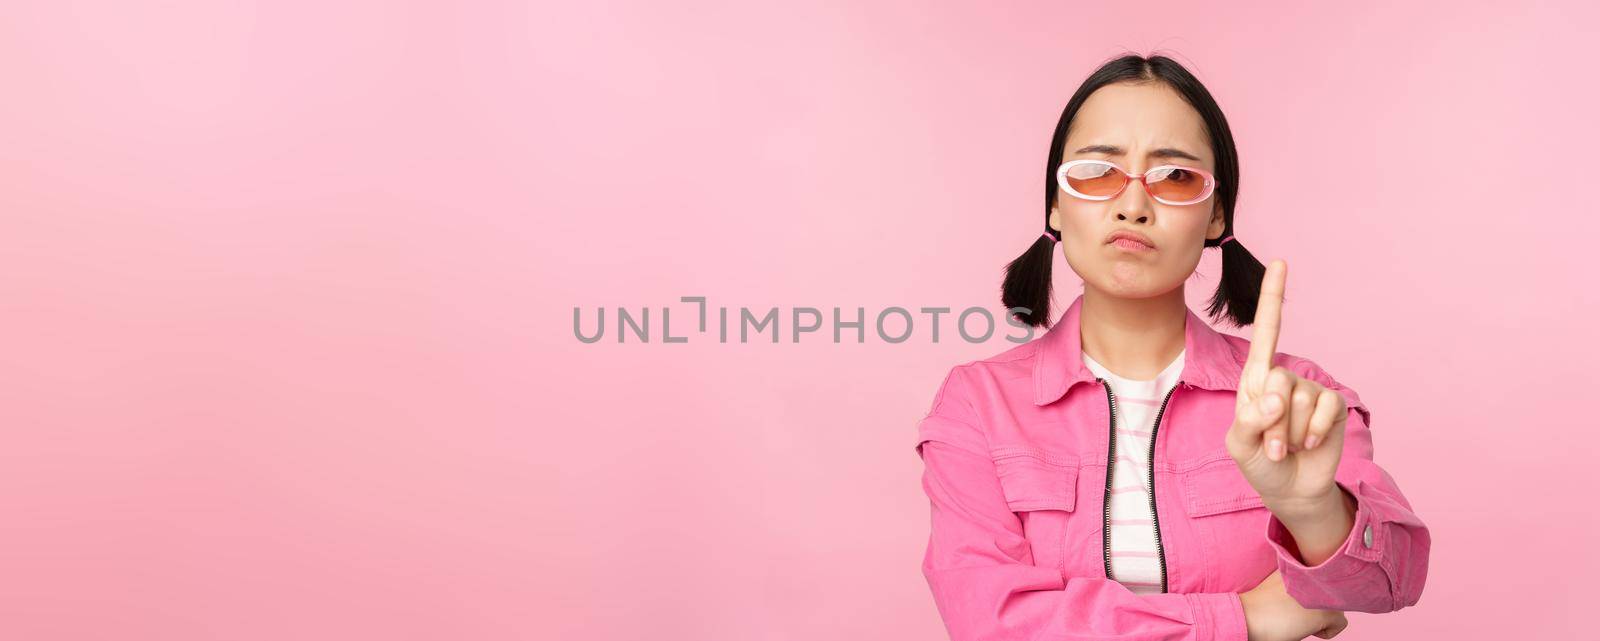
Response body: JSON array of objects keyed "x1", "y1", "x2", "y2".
[{"x1": 1244, "y1": 259, "x2": 1287, "y2": 377}]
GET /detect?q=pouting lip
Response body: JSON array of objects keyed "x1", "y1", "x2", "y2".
[{"x1": 1105, "y1": 230, "x2": 1156, "y2": 249}]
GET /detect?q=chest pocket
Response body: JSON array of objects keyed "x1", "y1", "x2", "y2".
[
  {"x1": 990, "y1": 447, "x2": 1082, "y2": 573},
  {"x1": 1180, "y1": 450, "x2": 1275, "y2": 591},
  {"x1": 1177, "y1": 453, "x2": 1260, "y2": 514},
  {"x1": 1180, "y1": 452, "x2": 1264, "y2": 517},
  {"x1": 991, "y1": 447, "x2": 1079, "y2": 512}
]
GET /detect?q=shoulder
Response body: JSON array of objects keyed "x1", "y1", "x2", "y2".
[
  {"x1": 924, "y1": 337, "x2": 1042, "y2": 408},
  {"x1": 916, "y1": 338, "x2": 1044, "y2": 443}
]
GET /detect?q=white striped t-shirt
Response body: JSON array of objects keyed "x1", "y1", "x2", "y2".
[{"x1": 1081, "y1": 348, "x2": 1185, "y2": 594}]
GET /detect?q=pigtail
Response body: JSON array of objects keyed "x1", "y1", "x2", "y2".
[
  {"x1": 1002, "y1": 232, "x2": 1058, "y2": 327},
  {"x1": 1206, "y1": 232, "x2": 1267, "y2": 328}
]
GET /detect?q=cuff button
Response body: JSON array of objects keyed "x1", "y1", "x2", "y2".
[{"x1": 1361, "y1": 524, "x2": 1374, "y2": 548}]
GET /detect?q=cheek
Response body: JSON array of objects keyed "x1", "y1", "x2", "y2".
[
  {"x1": 1056, "y1": 202, "x2": 1106, "y2": 241},
  {"x1": 1055, "y1": 208, "x2": 1097, "y2": 267},
  {"x1": 1181, "y1": 206, "x2": 1216, "y2": 234}
]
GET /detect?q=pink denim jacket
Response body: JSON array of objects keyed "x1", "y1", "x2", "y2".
[{"x1": 913, "y1": 294, "x2": 1430, "y2": 641}]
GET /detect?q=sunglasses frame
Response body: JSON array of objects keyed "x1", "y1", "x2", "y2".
[{"x1": 1055, "y1": 158, "x2": 1218, "y2": 206}]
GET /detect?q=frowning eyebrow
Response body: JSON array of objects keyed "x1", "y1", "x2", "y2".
[{"x1": 1074, "y1": 144, "x2": 1203, "y2": 162}]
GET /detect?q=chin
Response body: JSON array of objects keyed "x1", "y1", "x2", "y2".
[
  {"x1": 1091, "y1": 268, "x2": 1189, "y2": 299},
  {"x1": 1095, "y1": 283, "x2": 1160, "y2": 299},
  {"x1": 1098, "y1": 264, "x2": 1167, "y2": 297}
]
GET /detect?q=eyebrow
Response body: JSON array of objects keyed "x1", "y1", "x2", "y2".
[{"x1": 1074, "y1": 144, "x2": 1203, "y2": 162}]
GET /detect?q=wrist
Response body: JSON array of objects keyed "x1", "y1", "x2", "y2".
[
  {"x1": 1267, "y1": 483, "x2": 1350, "y2": 530},
  {"x1": 1271, "y1": 484, "x2": 1358, "y2": 566}
]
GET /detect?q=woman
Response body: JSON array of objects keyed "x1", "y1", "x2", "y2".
[{"x1": 912, "y1": 54, "x2": 1431, "y2": 641}]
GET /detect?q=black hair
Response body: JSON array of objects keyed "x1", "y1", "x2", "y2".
[{"x1": 1002, "y1": 53, "x2": 1267, "y2": 328}]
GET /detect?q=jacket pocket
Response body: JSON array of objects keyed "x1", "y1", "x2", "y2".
[
  {"x1": 1180, "y1": 450, "x2": 1275, "y2": 591},
  {"x1": 1181, "y1": 452, "x2": 1264, "y2": 517},
  {"x1": 990, "y1": 447, "x2": 1079, "y2": 512}
]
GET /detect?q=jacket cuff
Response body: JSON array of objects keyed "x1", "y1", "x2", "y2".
[
  {"x1": 1185, "y1": 591, "x2": 1247, "y2": 641},
  {"x1": 1264, "y1": 480, "x2": 1384, "y2": 582}
]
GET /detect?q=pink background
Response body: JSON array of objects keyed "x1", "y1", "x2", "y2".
[{"x1": 1, "y1": 1, "x2": 1594, "y2": 639}]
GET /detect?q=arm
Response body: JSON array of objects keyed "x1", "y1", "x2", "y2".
[
  {"x1": 1260, "y1": 374, "x2": 1432, "y2": 614},
  {"x1": 914, "y1": 367, "x2": 1247, "y2": 641}
]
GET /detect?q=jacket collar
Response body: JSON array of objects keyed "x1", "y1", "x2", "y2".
[{"x1": 1032, "y1": 293, "x2": 1245, "y2": 405}]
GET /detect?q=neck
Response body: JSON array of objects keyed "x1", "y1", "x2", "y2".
[{"x1": 1079, "y1": 286, "x2": 1187, "y2": 381}]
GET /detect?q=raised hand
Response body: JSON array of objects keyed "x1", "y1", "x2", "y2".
[{"x1": 1224, "y1": 259, "x2": 1348, "y2": 514}]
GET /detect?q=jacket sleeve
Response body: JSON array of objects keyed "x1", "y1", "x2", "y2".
[
  {"x1": 914, "y1": 366, "x2": 1248, "y2": 641},
  {"x1": 1261, "y1": 362, "x2": 1432, "y2": 613}
]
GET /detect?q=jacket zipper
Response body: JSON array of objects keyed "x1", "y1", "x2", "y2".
[{"x1": 1101, "y1": 378, "x2": 1181, "y2": 593}]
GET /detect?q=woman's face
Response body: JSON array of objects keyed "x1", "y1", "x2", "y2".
[{"x1": 1049, "y1": 81, "x2": 1228, "y2": 299}]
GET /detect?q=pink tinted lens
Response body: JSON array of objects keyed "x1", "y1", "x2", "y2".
[
  {"x1": 1062, "y1": 161, "x2": 1127, "y2": 198},
  {"x1": 1145, "y1": 166, "x2": 1210, "y2": 203}
]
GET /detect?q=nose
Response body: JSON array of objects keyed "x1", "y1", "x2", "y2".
[{"x1": 1113, "y1": 168, "x2": 1155, "y2": 222}]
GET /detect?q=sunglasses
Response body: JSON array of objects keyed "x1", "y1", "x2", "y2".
[{"x1": 1055, "y1": 159, "x2": 1217, "y2": 206}]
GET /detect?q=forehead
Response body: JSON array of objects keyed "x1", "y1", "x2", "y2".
[{"x1": 1064, "y1": 82, "x2": 1212, "y2": 165}]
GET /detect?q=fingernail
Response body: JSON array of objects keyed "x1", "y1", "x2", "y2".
[
  {"x1": 1268, "y1": 438, "x2": 1284, "y2": 460},
  {"x1": 1304, "y1": 434, "x2": 1320, "y2": 450}
]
